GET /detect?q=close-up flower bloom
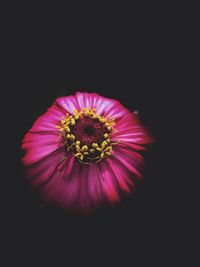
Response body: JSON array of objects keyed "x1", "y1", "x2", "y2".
[{"x1": 21, "y1": 92, "x2": 153, "y2": 212}]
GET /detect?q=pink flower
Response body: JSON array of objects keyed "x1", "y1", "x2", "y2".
[{"x1": 21, "y1": 92, "x2": 153, "y2": 212}]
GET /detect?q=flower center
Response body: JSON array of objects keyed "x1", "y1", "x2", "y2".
[
  {"x1": 57, "y1": 107, "x2": 116, "y2": 163},
  {"x1": 84, "y1": 125, "x2": 94, "y2": 136}
]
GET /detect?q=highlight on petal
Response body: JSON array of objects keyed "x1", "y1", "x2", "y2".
[
  {"x1": 21, "y1": 91, "x2": 153, "y2": 213},
  {"x1": 56, "y1": 95, "x2": 80, "y2": 114}
]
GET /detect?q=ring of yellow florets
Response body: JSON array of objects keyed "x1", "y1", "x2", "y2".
[{"x1": 57, "y1": 107, "x2": 117, "y2": 164}]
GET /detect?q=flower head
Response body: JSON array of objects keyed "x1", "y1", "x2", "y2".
[{"x1": 22, "y1": 92, "x2": 153, "y2": 212}]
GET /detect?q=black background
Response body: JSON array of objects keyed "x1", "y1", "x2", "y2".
[{"x1": 3, "y1": 4, "x2": 192, "y2": 265}]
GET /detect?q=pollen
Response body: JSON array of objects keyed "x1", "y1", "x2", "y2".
[{"x1": 57, "y1": 107, "x2": 117, "y2": 163}]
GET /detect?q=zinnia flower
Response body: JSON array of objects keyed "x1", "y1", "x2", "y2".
[{"x1": 22, "y1": 92, "x2": 152, "y2": 212}]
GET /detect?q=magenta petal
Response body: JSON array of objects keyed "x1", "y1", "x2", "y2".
[
  {"x1": 28, "y1": 106, "x2": 65, "y2": 134},
  {"x1": 40, "y1": 159, "x2": 95, "y2": 212},
  {"x1": 103, "y1": 101, "x2": 129, "y2": 119},
  {"x1": 75, "y1": 92, "x2": 99, "y2": 109},
  {"x1": 62, "y1": 154, "x2": 75, "y2": 178},
  {"x1": 56, "y1": 95, "x2": 80, "y2": 114},
  {"x1": 40, "y1": 159, "x2": 82, "y2": 209},
  {"x1": 115, "y1": 113, "x2": 139, "y2": 128},
  {"x1": 75, "y1": 92, "x2": 115, "y2": 116},
  {"x1": 25, "y1": 149, "x2": 66, "y2": 187},
  {"x1": 115, "y1": 145, "x2": 144, "y2": 161},
  {"x1": 94, "y1": 96, "x2": 114, "y2": 115},
  {"x1": 22, "y1": 133, "x2": 61, "y2": 150},
  {"x1": 76, "y1": 165, "x2": 92, "y2": 212},
  {"x1": 75, "y1": 92, "x2": 129, "y2": 120},
  {"x1": 87, "y1": 164, "x2": 104, "y2": 207},
  {"x1": 46, "y1": 104, "x2": 66, "y2": 121},
  {"x1": 112, "y1": 130, "x2": 152, "y2": 144},
  {"x1": 30, "y1": 116, "x2": 59, "y2": 133},
  {"x1": 98, "y1": 161, "x2": 120, "y2": 203},
  {"x1": 112, "y1": 146, "x2": 142, "y2": 178},
  {"x1": 22, "y1": 143, "x2": 63, "y2": 165},
  {"x1": 58, "y1": 161, "x2": 82, "y2": 210},
  {"x1": 119, "y1": 142, "x2": 146, "y2": 151},
  {"x1": 95, "y1": 97, "x2": 129, "y2": 119},
  {"x1": 107, "y1": 158, "x2": 134, "y2": 193},
  {"x1": 112, "y1": 113, "x2": 153, "y2": 145}
]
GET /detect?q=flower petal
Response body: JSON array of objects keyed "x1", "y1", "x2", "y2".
[
  {"x1": 75, "y1": 92, "x2": 129, "y2": 119},
  {"x1": 22, "y1": 143, "x2": 63, "y2": 165},
  {"x1": 29, "y1": 116, "x2": 59, "y2": 133},
  {"x1": 107, "y1": 158, "x2": 134, "y2": 193},
  {"x1": 24, "y1": 148, "x2": 66, "y2": 187},
  {"x1": 103, "y1": 100, "x2": 129, "y2": 119},
  {"x1": 77, "y1": 165, "x2": 92, "y2": 212},
  {"x1": 95, "y1": 97, "x2": 129, "y2": 119},
  {"x1": 98, "y1": 161, "x2": 120, "y2": 203},
  {"x1": 28, "y1": 106, "x2": 65, "y2": 134},
  {"x1": 112, "y1": 146, "x2": 143, "y2": 178},
  {"x1": 56, "y1": 95, "x2": 80, "y2": 114},
  {"x1": 22, "y1": 133, "x2": 62, "y2": 149},
  {"x1": 87, "y1": 164, "x2": 104, "y2": 207},
  {"x1": 75, "y1": 92, "x2": 99, "y2": 109},
  {"x1": 39, "y1": 158, "x2": 82, "y2": 209},
  {"x1": 112, "y1": 113, "x2": 153, "y2": 145}
]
